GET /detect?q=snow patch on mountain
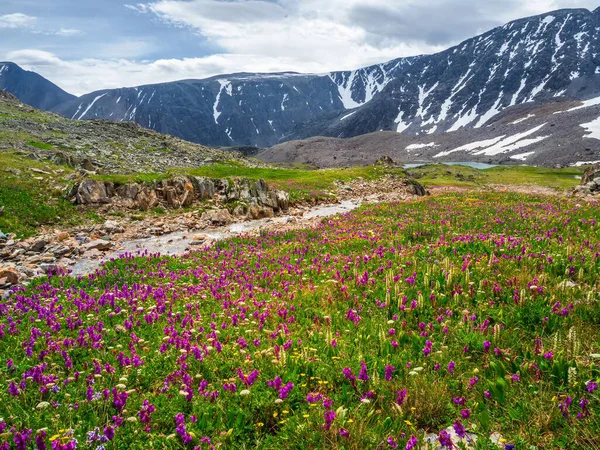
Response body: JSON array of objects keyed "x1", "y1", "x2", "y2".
[
  {"x1": 78, "y1": 93, "x2": 107, "y2": 120},
  {"x1": 581, "y1": 115, "x2": 600, "y2": 140}
]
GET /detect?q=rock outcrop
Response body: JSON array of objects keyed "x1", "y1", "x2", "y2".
[
  {"x1": 70, "y1": 176, "x2": 291, "y2": 216},
  {"x1": 573, "y1": 164, "x2": 600, "y2": 196}
]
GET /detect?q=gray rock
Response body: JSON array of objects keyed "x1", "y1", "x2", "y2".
[
  {"x1": 83, "y1": 240, "x2": 112, "y2": 251},
  {"x1": 201, "y1": 209, "x2": 234, "y2": 225},
  {"x1": 0, "y1": 230, "x2": 7, "y2": 242},
  {"x1": 75, "y1": 179, "x2": 110, "y2": 204},
  {"x1": 103, "y1": 220, "x2": 124, "y2": 234},
  {"x1": 30, "y1": 239, "x2": 47, "y2": 253}
]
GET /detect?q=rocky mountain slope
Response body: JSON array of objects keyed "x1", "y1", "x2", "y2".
[
  {"x1": 33, "y1": 7, "x2": 600, "y2": 151},
  {"x1": 0, "y1": 90, "x2": 248, "y2": 174},
  {"x1": 3, "y1": 8, "x2": 600, "y2": 164},
  {"x1": 0, "y1": 62, "x2": 75, "y2": 110},
  {"x1": 258, "y1": 97, "x2": 600, "y2": 167}
]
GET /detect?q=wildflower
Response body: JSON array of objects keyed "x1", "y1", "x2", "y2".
[
  {"x1": 358, "y1": 360, "x2": 370, "y2": 382},
  {"x1": 483, "y1": 341, "x2": 491, "y2": 353},
  {"x1": 387, "y1": 436, "x2": 398, "y2": 448},
  {"x1": 339, "y1": 428, "x2": 349, "y2": 439},
  {"x1": 396, "y1": 389, "x2": 407, "y2": 406},
  {"x1": 510, "y1": 373, "x2": 520, "y2": 383},
  {"x1": 342, "y1": 367, "x2": 356, "y2": 382},
  {"x1": 460, "y1": 409, "x2": 471, "y2": 419},
  {"x1": 558, "y1": 396, "x2": 573, "y2": 418},
  {"x1": 322, "y1": 409, "x2": 336, "y2": 430},
  {"x1": 453, "y1": 421, "x2": 466, "y2": 439},
  {"x1": 577, "y1": 397, "x2": 590, "y2": 419},
  {"x1": 8, "y1": 381, "x2": 20, "y2": 396},
  {"x1": 103, "y1": 426, "x2": 114, "y2": 441},
  {"x1": 468, "y1": 376, "x2": 479, "y2": 390},
  {"x1": 405, "y1": 435, "x2": 418, "y2": 450},
  {"x1": 385, "y1": 365, "x2": 395, "y2": 381},
  {"x1": 586, "y1": 381, "x2": 598, "y2": 392},
  {"x1": 447, "y1": 361, "x2": 455, "y2": 374},
  {"x1": 438, "y1": 429, "x2": 453, "y2": 448}
]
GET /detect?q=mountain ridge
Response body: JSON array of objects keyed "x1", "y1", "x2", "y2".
[
  {"x1": 3, "y1": 8, "x2": 600, "y2": 157},
  {"x1": 0, "y1": 62, "x2": 75, "y2": 111}
]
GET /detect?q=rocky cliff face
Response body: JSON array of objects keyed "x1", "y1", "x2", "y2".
[{"x1": 0, "y1": 62, "x2": 75, "y2": 111}]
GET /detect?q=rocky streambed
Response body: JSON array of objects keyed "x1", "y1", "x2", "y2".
[{"x1": 1, "y1": 174, "x2": 426, "y2": 291}]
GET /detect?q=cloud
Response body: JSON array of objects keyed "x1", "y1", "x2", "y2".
[
  {"x1": 55, "y1": 28, "x2": 82, "y2": 37},
  {"x1": 5, "y1": 49, "x2": 340, "y2": 96},
  {"x1": 4, "y1": 0, "x2": 600, "y2": 95},
  {"x1": 124, "y1": 4, "x2": 151, "y2": 13},
  {"x1": 0, "y1": 13, "x2": 37, "y2": 29}
]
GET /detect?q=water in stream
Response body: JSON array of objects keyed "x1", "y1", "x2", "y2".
[{"x1": 70, "y1": 199, "x2": 362, "y2": 276}]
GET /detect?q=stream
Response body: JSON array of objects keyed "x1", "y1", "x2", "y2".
[{"x1": 70, "y1": 199, "x2": 362, "y2": 276}]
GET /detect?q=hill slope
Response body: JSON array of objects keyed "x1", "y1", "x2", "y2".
[{"x1": 0, "y1": 89, "x2": 246, "y2": 174}]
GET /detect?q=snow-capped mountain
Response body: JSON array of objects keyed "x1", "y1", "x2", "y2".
[
  {"x1": 0, "y1": 62, "x2": 75, "y2": 111},
  {"x1": 288, "y1": 7, "x2": 600, "y2": 142},
  {"x1": 4, "y1": 7, "x2": 600, "y2": 152}
]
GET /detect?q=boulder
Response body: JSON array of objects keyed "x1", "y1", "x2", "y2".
[
  {"x1": 249, "y1": 205, "x2": 275, "y2": 219},
  {"x1": 136, "y1": 189, "x2": 158, "y2": 210},
  {"x1": 190, "y1": 177, "x2": 215, "y2": 199},
  {"x1": 75, "y1": 179, "x2": 111, "y2": 204},
  {"x1": 274, "y1": 190, "x2": 290, "y2": 211},
  {"x1": 83, "y1": 240, "x2": 113, "y2": 252},
  {"x1": 406, "y1": 181, "x2": 427, "y2": 196},
  {"x1": 103, "y1": 220, "x2": 124, "y2": 234},
  {"x1": 30, "y1": 239, "x2": 47, "y2": 253},
  {"x1": 164, "y1": 186, "x2": 180, "y2": 208},
  {"x1": 116, "y1": 183, "x2": 140, "y2": 200},
  {"x1": 201, "y1": 209, "x2": 234, "y2": 225},
  {"x1": 231, "y1": 204, "x2": 248, "y2": 217},
  {"x1": 581, "y1": 165, "x2": 600, "y2": 185},
  {"x1": 0, "y1": 230, "x2": 7, "y2": 242},
  {"x1": 181, "y1": 180, "x2": 195, "y2": 207},
  {"x1": 0, "y1": 268, "x2": 19, "y2": 285},
  {"x1": 56, "y1": 231, "x2": 70, "y2": 241}
]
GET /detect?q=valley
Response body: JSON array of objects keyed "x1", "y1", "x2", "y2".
[{"x1": 1, "y1": 4, "x2": 600, "y2": 450}]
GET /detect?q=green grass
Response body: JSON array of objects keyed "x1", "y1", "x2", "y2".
[
  {"x1": 95, "y1": 164, "x2": 408, "y2": 203},
  {"x1": 0, "y1": 151, "x2": 99, "y2": 237},
  {"x1": 408, "y1": 164, "x2": 583, "y2": 189},
  {"x1": 27, "y1": 140, "x2": 54, "y2": 151},
  {"x1": 2, "y1": 192, "x2": 599, "y2": 449}
]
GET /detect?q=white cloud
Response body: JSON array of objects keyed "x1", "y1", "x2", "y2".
[
  {"x1": 6, "y1": 49, "x2": 339, "y2": 96},
  {"x1": 4, "y1": 0, "x2": 600, "y2": 95},
  {"x1": 55, "y1": 28, "x2": 81, "y2": 37},
  {"x1": 0, "y1": 13, "x2": 37, "y2": 29}
]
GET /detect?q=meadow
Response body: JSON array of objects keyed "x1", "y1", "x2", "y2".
[{"x1": 1, "y1": 192, "x2": 599, "y2": 449}]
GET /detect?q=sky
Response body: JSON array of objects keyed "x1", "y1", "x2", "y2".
[{"x1": 1, "y1": 0, "x2": 598, "y2": 96}]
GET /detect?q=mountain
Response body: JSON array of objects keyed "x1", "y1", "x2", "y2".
[
  {"x1": 47, "y1": 7, "x2": 600, "y2": 150},
  {"x1": 52, "y1": 73, "x2": 348, "y2": 148},
  {"x1": 5, "y1": 7, "x2": 600, "y2": 161},
  {"x1": 0, "y1": 62, "x2": 75, "y2": 110},
  {"x1": 258, "y1": 98, "x2": 600, "y2": 168},
  {"x1": 287, "y1": 7, "x2": 600, "y2": 142}
]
